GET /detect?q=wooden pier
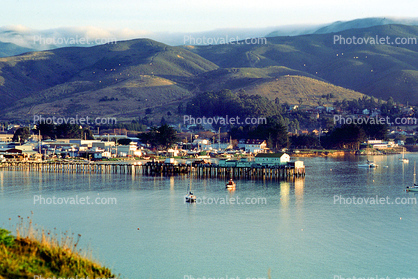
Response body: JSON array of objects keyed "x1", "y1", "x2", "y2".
[
  {"x1": 0, "y1": 161, "x2": 305, "y2": 180},
  {"x1": 0, "y1": 161, "x2": 141, "y2": 174},
  {"x1": 142, "y1": 161, "x2": 305, "y2": 180}
]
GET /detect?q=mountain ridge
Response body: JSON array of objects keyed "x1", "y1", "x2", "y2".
[{"x1": 0, "y1": 25, "x2": 417, "y2": 121}]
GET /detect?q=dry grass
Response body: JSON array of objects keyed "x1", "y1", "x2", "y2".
[{"x1": 0, "y1": 213, "x2": 117, "y2": 279}]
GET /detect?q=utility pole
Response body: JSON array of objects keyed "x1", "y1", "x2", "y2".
[{"x1": 218, "y1": 127, "x2": 221, "y2": 150}]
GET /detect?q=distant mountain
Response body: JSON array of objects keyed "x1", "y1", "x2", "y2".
[
  {"x1": 266, "y1": 17, "x2": 418, "y2": 38},
  {"x1": 2, "y1": 17, "x2": 418, "y2": 55},
  {"x1": 313, "y1": 17, "x2": 418, "y2": 34},
  {"x1": 1, "y1": 24, "x2": 417, "y2": 122},
  {"x1": 0, "y1": 41, "x2": 33, "y2": 57},
  {"x1": 189, "y1": 24, "x2": 418, "y2": 105},
  {"x1": 0, "y1": 39, "x2": 218, "y2": 120}
]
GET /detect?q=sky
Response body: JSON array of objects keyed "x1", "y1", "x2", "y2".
[{"x1": 2, "y1": 0, "x2": 417, "y2": 33}]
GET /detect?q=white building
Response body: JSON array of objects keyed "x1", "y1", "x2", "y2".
[
  {"x1": 117, "y1": 142, "x2": 142, "y2": 157},
  {"x1": 254, "y1": 153, "x2": 290, "y2": 166}
]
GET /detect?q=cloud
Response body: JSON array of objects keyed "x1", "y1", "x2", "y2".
[{"x1": 0, "y1": 25, "x2": 151, "y2": 50}]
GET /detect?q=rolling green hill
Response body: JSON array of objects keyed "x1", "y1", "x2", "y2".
[
  {"x1": 0, "y1": 25, "x2": 417, "y2": 121},
  {"x1": 0, "y1": 39, "x2": 218, "y2": 120},
  {"x1": 188, "y1": 24, "x2": 418, "y2": 104}
]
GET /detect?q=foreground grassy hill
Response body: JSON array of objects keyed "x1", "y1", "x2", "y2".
[{"x1": 0, "y1": 226, "x2": 116, "y2": 279}]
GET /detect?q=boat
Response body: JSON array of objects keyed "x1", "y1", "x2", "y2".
[
  {"x1": 358, "y1": 160, "x2": 378, "y2": 168},
  {"x1": 185, "y1": 183, "x2": 196, "y2": 203},
  {"x1": 400, "y1": 147, "x2": 409, "y2": 163},
  {"x1": 406, "y1": 186, "x2": 418, "y2": 192},
  {"x1": 226, "y1": 179, "x2": 236, "y2": 189},
  {"x1": 406, "y1": 161, "x2": 417, "y2": 192}
]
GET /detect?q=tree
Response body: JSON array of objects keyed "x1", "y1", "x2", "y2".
[
  {"x1": 323, "y1": 124, "x2": 366, "y2": 150},
  {"x1": 138, "y1": 124, "x2": 178, "y2": 149},
  {"x1": 228, "y1": 117, "x2": 289, "y2": 150},
  {"x1": 35, "y1": 124, "x2": 94, "y2": 140},
  {"x1": 118, "y1": 138, "x2": 132, "y2": 145},
  {"x1": 157, "y1": 124, "x2": 178, "y2": 149},
  {"x1": 405, "y1": 138, "x2": 416, "y2": 145},
  {"x1": 37, "y1": 123, "x2": 56, "y2": 139},
  {"x1": 13, "y1": 127, "x2": 31, "y2": 143},
  {"x1": 160, "y1": 117, "x2": 167, "y2": 125},
  {"x1": 290, "y1": 134, "x2": 319, "y2": 149}
]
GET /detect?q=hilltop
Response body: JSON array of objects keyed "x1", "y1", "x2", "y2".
[
  {"x1": 0, "y1": 226, "x2": 116, "y2": 279},
  {"x1": 0, "y1": 24, "x2": 417, "y2": 121},
  {"x1": 188, "y1": 24, "x2": 418, "y2": 105},
  {"x1": 0, "y1": 39, "x2": 218, "y2": 120}
]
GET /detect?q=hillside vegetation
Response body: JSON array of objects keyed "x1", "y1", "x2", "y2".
[
  {"x1": 0, "y1": 25, "x2": 417, "y2": 121},
  {"x1": 188, "y1": 25, "x2": 418, "y2": 104},
  {"x1": 0, "y1": 219, "x2": 116, "y2": 279}
]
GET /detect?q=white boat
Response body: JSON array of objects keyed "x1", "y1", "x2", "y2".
[
  {"x1": 358, "y1": 160, "x2": 378, "y2": 168},
  {"x1": 185, "y1": 191, "x2": 196, "y2": 203},
  {"x1": 406, "y1": 161, "x2": 417, "y2": 192},
  {"x1": 226, "y1": 179, "x2": 236, "y2": 189},
  {"x1": 400, "y1": 147, "x2": 409, "y2": 163},
  {"x1": 185, "y1": 183, "x2": 196, "y2": 203},
  {"x1": 406, "y1": 186, "x2": 418, "y2": 192}
]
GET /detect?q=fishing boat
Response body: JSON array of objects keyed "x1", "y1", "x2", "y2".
[
  {"x1": 358, "y1": 160, "x2": 378, "y2": 168},
  {"x1": 406, "y1": 161, "x2": 417, "y2": 192},
  {"x1": 226, "y1": 179, "x2": 236, "y2": 189},
  {"x1": 185, "y1": 183, "x2": 196, "y2": 203},
  {"x1": 400, "y1": 147, "x2": 409, "y2": 163},
  {"x1": 406, "y1": 185, "x2": 418, "y2": 192}
]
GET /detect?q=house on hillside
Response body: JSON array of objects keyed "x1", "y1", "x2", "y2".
[{"x1": 254, "y1": 152, "x2": 290, "y2": 166}]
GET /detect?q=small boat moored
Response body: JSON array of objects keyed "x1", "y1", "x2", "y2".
[
  {"x1": 358, "y1": 160, "x2": 378, "y2": 168},
  {"x1": 185, "y1": 191, "x2": 196, "y2": 203},
  {"x1": 226, "y1": 179, "x2": 236, "y2": 189},
  {"x1": 185, "y1": 183, "x2": 196, "y2": 203},
  {"x1": 406, "y1": 185, "x2": 418, "y2": 192},
  {"x1": 406, "y1": 161, "x2": 417, "y2": 192}
]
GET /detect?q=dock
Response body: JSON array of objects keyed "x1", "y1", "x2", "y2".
[{"x1": 0, "y1": 160, "x2": 305, "y2": 180}]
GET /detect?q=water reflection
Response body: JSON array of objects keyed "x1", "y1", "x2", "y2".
[{"x1": 280, "y1": 182, "x2": 290, "y2": 210}]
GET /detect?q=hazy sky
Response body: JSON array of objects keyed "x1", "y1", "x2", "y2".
[{"x1": 2, "y1": 0, "x2": 417, "y2": 32}]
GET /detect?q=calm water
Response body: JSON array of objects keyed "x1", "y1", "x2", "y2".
[{"x1": 1, "y1": 155, "x2": 418, "y2": 279}]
